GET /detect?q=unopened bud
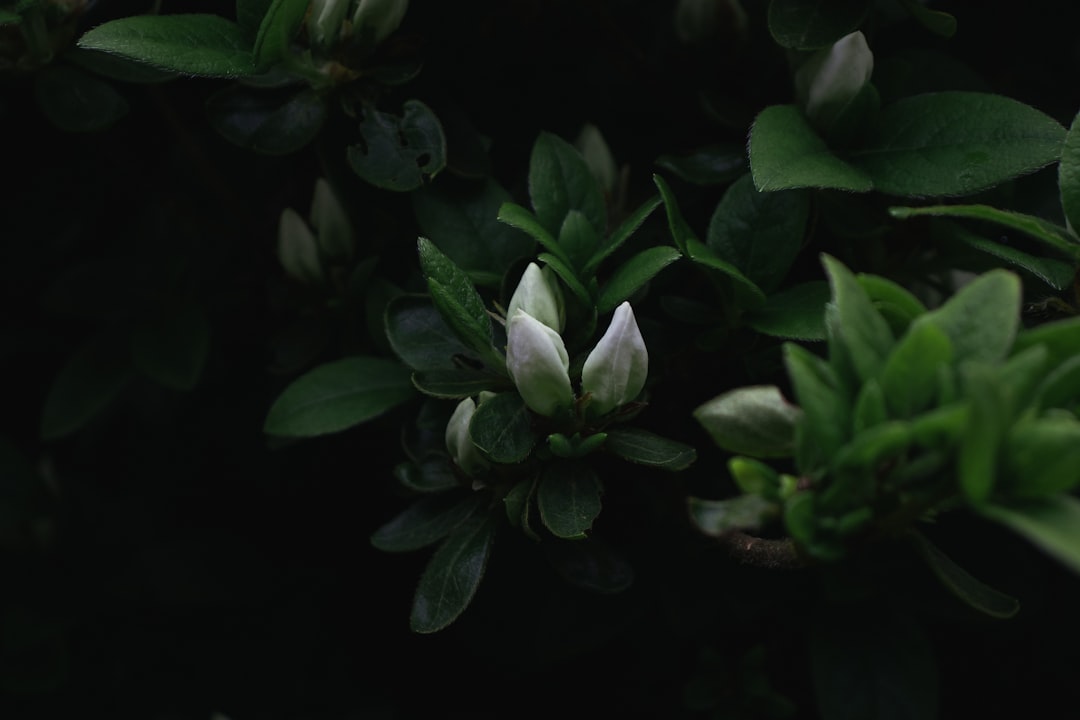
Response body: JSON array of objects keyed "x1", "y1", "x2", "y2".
[
  {"x1": 445, "y1": 397, "x2": 489, "y2": 476},
  {"x1": 505, "y1": 309, "x2": 574, "y2": 417},
  {"x1": 278, "y1": 207, "x2": 323, "y2": 285},
  {"x1": 581, "y1": 302, "x2": 648, "y2": 417},
  {"x1": 794, "y1": 31, "x2": 874, "y2": 128},
  {"x1": 309, "y1": 178, "x2": 354, "y2": 263},
  {"x1": 309, "y1": 0, "x2": 351, "y2": 52},
  {"x1": 352, "y1": 0, "x2": 409, "y2": 47},
  {"x1": 507, "y1": 262, "x2": 564, "y2": 332}
]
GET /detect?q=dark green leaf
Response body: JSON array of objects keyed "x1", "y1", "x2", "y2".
[
  {"x1": 34, "y1": 64, "x2": 128, "y2": 132},
  {"x1": 538, "y1": 252, "x2": 592, "y2": 306},
  {"x1": 981, "y1": 496, "x2": 1080, "y2": 576},
  {"x1": 653, "y1": 173, "x2": 693, "y2": 255},
  {"x1": 767, "y1": 0, "x2": 871, "y2": 50},
  {"x1": 947, "y1": 223, "x2": 1078, "y2": 290},
  {"x1": 558, "y1": 209, "x2": 602, "y2": 271},
  {"x1": 417, "y1": 238, "x2": 496, "y2": 363},
  {"x1": 263, "y1": 356, "x2": 414, "y2": 437},
  {"x1": 1033, "y1": 355, "x2": 1080, "y2": 410},
  {"x1": 236, "y1": 0, "x2": 274, "y2": 34},
  {"x1": 252, "y1": 0, "x2": 308, "y2": 71},
  {"x1": 410, "y1": 512, "x2": 497, "y2": 633},
  {"x1": 707, "y1": 174, "x2": 810, "y2": 293},
  {"x1": 908, "y1": 531, "x2": 1019, "y2": 619},
  {"x1": 743, "y1": 281, "x2": 829, "y2": 341},
  {"x1": 371, "y1": 492, "x2": 485, "y2": 552},
  {"x1": 77, "y1": 15, "x2": 256, "y2": 77},
  {"x1": 468, "y1": 392, "x2": 536, "y2": 464},
  {"x1": 890, "y1": 204, "x2": 1080, "y2": 261},
  {"x1": 348, "y1": 99, "x2": 446, "y2": 191},
  {"x1": 40, "y1": 332, "x2": 131, "y2": 440},
  {"x1": 497, "y1": 202, "x2": 569, "y2": 266},
  {"x1": 412, "y1": 180, "x2": 535, "y2": 284},
  {"x1": 604, "y1": 427, "x2": 697, "y2": 471},
  {"x1": 206, "y1": 85, "x2": 326, "y2": 156},
  {"x1": 528, "y1": 131, "x2": 607, "y2": 236},
  {"x1": 385, "y1": 295, "x2": 475, "y2": 372},
  {"x1": 810, "y1": 604, "x2": 938, "y2": 720},
  {"x1": 584, "y1": 195, "x2": 661, "y2": 276},
  {"x1": 653, "y1": 143, "x2": 747, "y2": 185},
  {"x1": 394, "y1": 459, "x2": 460, "y2": 493},
  {"x1": 898, "y1": 0, "x2": 956, "y2": 38},
  {"x1": 693, "y1": 385, "x2": 802, "y2": 458},
  {"x1": 689, "y1": 495, "x2": 779, "y2": 536},
  {"x1": 852, "y1": 92, "x2": 1066, "y2": 197},
  {"x1": 411, "y1": 369, "x2": 504, "y2": 399},
  {"x1": 749, "y1": 105, "x2": 873, "y2": 192},
  {"x1": 1060, "y1": 110, "x2": 1080, "y2": 234},
  {"x1": 596, "y1": 245, "x2": 682, "y2": 314},
  {"x1": 543, "y1": 536, "x2": 634, "y2": 593},
  {"x1": 129, "y1": 302, "x2": 210, "y2": 392},
  {"x1": 537, "y1": 462, "x2": 603, "y2": 539},
  {"x1": 685, "y1": 239, "x2": 767, "y2": 305},
  {"x1": 64, "y1": 47, "x2": 178, "y2": 83}
]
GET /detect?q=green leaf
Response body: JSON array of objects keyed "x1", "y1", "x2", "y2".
[
  {"x1": 371, "y1": 493, "x2": 486, "y2": 553},
  {"x1": 1013, "y1": 316, "x2": 1080, "y2": 366},
  {"x1": 348, "y1": 99, "x2": 446, "y2": 192},
  {"x1": 707, "y1": 174, "x2": 811, "y2": 293},
  {"x1": 947, "y1": 223, "x2": 1077, "y2": 290},
  {"x1": 783, "y1": 343, "x2": 850, "y2": 470},
  {"x1": 543, "y1": 536, "x2": 634, "y2": 594},
  {"x1": 77, "y1": 15, "x2": 256, "y2": 77},
  {"x1": 584, "y1": 195, "x2": 661, "y2": 277},
  {"x1": 497, "y1": 202, "x2": 569, "y2": 266},
  {"x1": 897, "y1": 0, "x2": 956, "y2": 38},
  {"x1": 206, "y1": 85, "x2": 326, "y2": 156},
  {"x1": 263, "y1": 356, "x2": 414, "y2": 437},
  {"x1": 468, "y1": 392, "x2": 536, "y2": 464},
  {"x1": 693, "y1": 385, "x2": 802, "y2": 458},
  {"x1": 417, "y1": 238, "x2": 496, "y2": 363},
  {"x1": 749, "y1": 105, "x2": 873, "y2": 192},
  {"x1": 1060, "y1": 110, "x2": 1080, "y2": 233},
  {"x1": 412, "y1": 180, "x2": 535, "y2": 284},
  {"x1": 767, "y1": 0, "x2": 871, "y2": 50},
  {"x1": 890, "y1": 204, "x2": 1080, "y2": 260},
  {"x1": 653, "y1": 143, "x2": 747, "y2": 185},
  {"x1": 821, "y1": 254, "x2": 895, "y2": 382},
  {"x1": 880, "y1": 321, "x2": 952, "y2": 418},
  {"x1": 528, "y1": 131, "x2": 607, "y2": 236},
  {"x1": 743, "y1": 281, "x2": 829, "y2": 341},
  {"x1": 653, "y1": 173, "x2": 692, "y2": 255},
  {"x1": 852, "y1": 378, "x2": 887, "y2": 433},
  {"x1": 595, "y1": 245, "x2": 682, "y2": 315},
  {"x1": 65, "y1": 46, "x2": 178, "y2": 83},
  {"x1": 603, "y1": 427, "x2": 697, "y2": 471},
  {"x1": 689, "y1": 494, "x2": 779, "y2": 536},
  {"x1": 957, "y1": 363, "x2": 1007, "y2": 504},
  {"x1": 537, "y1": 462, "x2": 602, "y2": 539},
  {"x1": 538, "y1": 251, "x2": 592, "y2": 307},
  {"x1": 394, "y1": 459, "x2": 459, "y2": 493},
  {"x1": 236, "y1": 0, "x2": 274, "y2": 34},
  {"x1": 852, "y1": 92, "x2": 1066, "y2": 197},
  {"x1": 1004, "y1": 414, "x2": 1080, "y2": 498},
  {"x1": 410, "y1": 512, "x2": 497, "y2": 634},
  {"x1": 685, "y1": 239, "x2": 767, "y2": 305},
  {"x1": 558, "y1": 209, "x2": 602, "y2": 271},
  {"x1": 908, "y1": 531, "x2": 1019, "y2": 619},
  {"x1": 856, "y1": 273, "x2": 928, "y2": 337},
  {"x1": 34, "y1": 64, "x2": 129, "y2": 133},
  {"x1": 384, "y1": 295, "x2": 476, "y2": 372},
  {"x1": 252, "y1": 0, "x2": 308, "y2": 71},
  {"x1": 40, "y1": 332, "x2": 131, "y2": 440},
  {"x1": 129, "y1": 302, "x2": 210, "y2": 392},
  {"x1": 981, "y1": 496, "x2": 1080, "y2": 576},
  {"x1": 1032, "y1": 354, "x2": 1080, "y2": 410},
  {"x1": 411, "y1": 369, "x2": 503, "y2": 399},
  {"x1": 810, "y1": 604, "x2": 939, "y2": 720},
  {"x1": 912, "y1": 268, "x2": 1021, "y2": 365}
]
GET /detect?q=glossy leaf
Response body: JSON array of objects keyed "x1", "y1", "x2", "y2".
[
  {"x1": 468, "y1": 392, "x2": 536, "y2": 464},
  {"x1": 981, "y1": 496, "x2": 1080, "y2": 576},
  {"x1": 767, "y1": 0, "x2": 871, "y2": 50},
  {"x1": 372, "y1": 493, "x2": 485, "y2": 553},
  {"x1": 694, "y1": 385, "x2": 801, "y2": 458},
  {"x1": 263, "y1": 356, "x2": 414, "y2": 437},
  {"x1": 749, "y1": 105, "x2": 872, "y2": 192},
  {"x1": 537, "y1": 462, "x2": 602, "y2": 539},
  {"x1": 206, "y1": 85, "x2": 326, "y2": 156},
  {"x1": 603, "y1": 427, "x2": 696, "y2": 471},
  {"x1": 852, "y1": 92, "x2": 1066, "y2": 197},
  {"x1": 743, "y1": 281, "x2": 829, "y2": 341},
  {"x1": 410, "y1": 512, "x2": 497, "y2": 634},
  {"x1": 528, "y1": 131, "x2": 607, "y2": 236},
  {"x1": 595, "y1": 245, "x2": 682, "y2": 315},
  {"x1": 908, "y1": 531, "x2": 1019, "y2": 619},
  {"x1": 348, "y1": 100, "x2": 446, "y2": 191},
  {"x1": 417, "y1": 238, "x2": 496, "y2": 363},
  {"x1": 78, "y1": 15, "x2": 256, "y2": 77}
]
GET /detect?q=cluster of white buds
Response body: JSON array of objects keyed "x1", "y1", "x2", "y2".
[{"x1": 277, "y1": 178, "x2": 355, "y2": 286}]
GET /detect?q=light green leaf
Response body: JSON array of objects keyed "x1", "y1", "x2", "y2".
[
  {"x1": 537, "y1": 462, "x2": 602, "y2": 539},
  {"x1": 821, "y1": 254, "x2": 895, "y2": 382},
  {"x1": 783, "y1": 343, "x2": 850, "y2": 470},
  {"x1": 957, "y1": 363, "x2": 1007, "y2": 504},
  {"x1": 263, "y1": 356, "x2": 414, "y2": 437},
  {"x1": 596, "y1": 245, "x2": 682, "y2": 315},
  {"x1": 912, "y1": 268, "x2": 1021, "y2": 365},
  {"x1": 853, "y1": 92, "x2": 1066, "y2": 197},
  {"x1": 410, "y1": 512, "x2": 497, "y2": 633},
  {"x1": 749, "y1": 105, "x2": 873, "y2": 192},
  {"x1": 693, "y1": 385, "x2": 802, "y2": 458},
  {"x1": 880, "y1": 321, "x2": 952, "y2": 418},
  {"x1": 1004, "y1": 414, "x2": 1080, "y2": 498},
  {"x1": 78, "y1": 15, "x2": 256, "y2": 77},
  {"x1": 981, "y1": 496, "x2": 1080, "y2": 576},
  {"x1": 558, "y1": 209, "x2": 602, "y2": 271}
]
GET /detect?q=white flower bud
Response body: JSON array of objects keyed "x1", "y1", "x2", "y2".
[
  {"x1": 351, "y1": 0, "x2": 409, "y2": 47},
  {"x1": 794, "y1": 31, "x2": 874, "y2": 127},
  {"x1": 507, "y1": 262, "x2": 564, "y2": 332},
  {"x1": 445, "y1": 397, "x2": 488, "y2": 475},
  {"x1": 506, "y1": 309, "x2": 574, "y2": 417},
  {"x1": 574, "y1": 123, "x2": 618, "y2": 196},
  {"x1": 581, "y1": 302, "x2": 648, "y2": 417},
  {"x1": 277, "y1": 207, "x2": 323, "y2": 285},
  {"x1": 309, "y1": 0, "x2": 351, "y2": 52},
  {"x1": 309, "y1": 178, "x2": 354, "y2": 263}
]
